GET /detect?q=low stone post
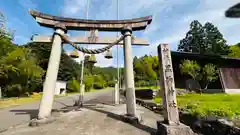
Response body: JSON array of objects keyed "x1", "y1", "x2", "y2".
[
  {"x1": 156, "y1": 44, "x2": 195, "y2": 135},
  {"x1": 114, "y1": 82, "x2": 119, "y2": 105},
  {"x1": 121, "y1": 26, "x2": 137, "y2": 119},
  {"x1": 37, "y1": 23, "x2": 66, "y2": 120},
  {"x1": 78, "y1": 84, "x2": 85, "y2": 106}
]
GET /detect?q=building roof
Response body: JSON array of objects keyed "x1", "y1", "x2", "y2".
[
  {"x1": 170, "y1": 51, "x2": 240, "y2": 68},
  {"x1": 171, "y1": 51, "x2": 240, "y2": 61}
]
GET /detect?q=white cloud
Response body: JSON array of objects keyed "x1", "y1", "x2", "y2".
[
  {"x1": 61, "y1": 0, "x2": 240, "y2": 67},
  {"x1": 142, "y1": 0, "x2": 240, "y2": 55},
  {"x1": 95, "y1": 53, "x2": 113, "y2": 67},
  {"x1": 18, "y1": 0, "x2": 37, "y2": 10},
  {"x1": 61, "y1": 0, "x2": 87, "y2": 17}
]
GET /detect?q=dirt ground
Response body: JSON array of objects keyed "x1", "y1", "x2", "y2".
[{"x1": 0, "y1": 103, "x2": 163, "y2": 135}]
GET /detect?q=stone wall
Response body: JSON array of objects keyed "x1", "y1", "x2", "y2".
[{"x1": 179, "y1": 111, "x2": 240, "y2": 135}]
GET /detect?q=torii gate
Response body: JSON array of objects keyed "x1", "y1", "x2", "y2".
[{"x1": 29, "y1": 9, "x2": 152, "y2": 124}]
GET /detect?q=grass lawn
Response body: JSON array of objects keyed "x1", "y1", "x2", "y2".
[
  {"x1": 154, "y1": 93, "x2": 240, "y2": 119},
  {"x1": 0, "y1": 88, "x2": 105, "y2": 109},
  {"x1": 135, "y1": 86, "x2": 184, "y2": 91}
]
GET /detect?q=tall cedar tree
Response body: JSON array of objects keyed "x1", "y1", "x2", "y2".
[
  {"x1": 178, "y1": 20, "x2": 229, "y2": 55},
  {"x1": 178, "y1": 20, "x2": 205, "y2": 53}
]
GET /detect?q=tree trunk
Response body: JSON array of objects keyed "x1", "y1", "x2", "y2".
[{"x1": 204, "y1": 83, "x2": 209, "y2": 90}]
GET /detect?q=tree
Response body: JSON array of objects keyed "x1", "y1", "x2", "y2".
[
  {"x1": 0, "y1": 47, "x2": 44, "y2": 97},
  {"x1": 132, "y1": 55, "x2": 161, "y2": 87},
  {"x1": 58, "y1": 52, "x2": 81, "y2": 81},
  {"x1": 178, "y1": 20, "x2": 206, "y2": 53},
  {"x1": 203, "y1": 22, "x2": 229, "y2": 55},
  {"x1": 202, "y1": 64, "x2": 219, "y2": 89},
  {"x1": 24, "y1": 42, "x2": 82, "y2": 82},
  {"x1": 179, "y1": 59, "x2": 219, "y2": 92},
  {"x1": 179, "y1": 59, "x2": 202, "y2": 81},
  {"x1": 178, "y1": 20, "x2": 229, "y2": 55},
  {"x1": 228, "y1": 44, "x2": 240, "y2": 58},
  {"x1": 0, "y1": 11, "x2": 14, "y2": 40},
  {"x1": 66, "y1": 79, "x2": 80, "y2": 93},
  {"x1": 0, "y1": 37, "x2": 16, "y2": 58},
  {"x1": 93, "y1": 75, "x2": 105, "y2": 89}
]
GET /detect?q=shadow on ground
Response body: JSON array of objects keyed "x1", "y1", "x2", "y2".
[
  {"x1": 84, "y1": 105, "x2": 157, "y2": 135},
  {"x1": 9, "y1": 109, "x2": 39, "y2": 119},
  {"x1": 8, "y1": 99, "x2": 76, "y2": 120},
  {"x1": 83, "y1": 94, "x2": 157, "y2": 134}
]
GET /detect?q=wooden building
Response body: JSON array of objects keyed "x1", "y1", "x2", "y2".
[{"x1": 170, "y1": 51, "x2": 240, "y2": 94}]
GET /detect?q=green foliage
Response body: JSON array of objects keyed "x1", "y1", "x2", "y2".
[
  {"x1": 179, "y1": 60, "x2": 219, "y2": 90},
  {"x1": 203, "y1": 22, "x2": 229, "y2": 55},
  {"x1": 202, "y1": 64, "x2": 219, "y2": 89},
  {"x1": 0, "y1": 37, "x2": 16, "y2": 58},
  {"x1": 178, "y1": 20, "x2": 205, "y2": 53},
  {"x1": 180, "y1": 60, "x2": 201, "y2": 81},
  {"x1": 25, "y1": 43, "x2": 81, "y2": 82},
  {"x1": 25, "y1": 42, "x2": 119, "y2": 91},
  {"x1": 154, "y1": 94, "x2": 240, "y2": 119},
  {"x1": 0, "y1": 47, "x2": 44, "y2": 97},
  {"x1": 58, "y1": 52, "x2": 81, "y2": 81},
  {"x1": 106, "y1": 80, "x2": 116, "y2": 87},
  {"x1": 67, "y1": 79, "x2": 80, "y2": 93},
  {"x1": 93, "y1": 75, "x2": 105, "y2": 89},
  {"x1": 133, "y1": 55, "x2": 159, "y2": 83},
  {"x1": 178, "y1": 20, "x2": 229, "y2": 55},
  {"x1": 228, "y1": 44, "x2": 240, "y2": 58},
  {"x1": 84, "y1": 75, "x2": 94, "y2": 92},
  {"x1": 0, "y1": 11, "x2": 113, "y2": 98}
]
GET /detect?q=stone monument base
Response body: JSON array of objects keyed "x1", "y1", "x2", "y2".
[
  {"x1": 29, "y1": 117, "x2": 55, "y2": 127},
  {"x1": 156, "y1": 121, "x2": 196, "y2": 135},
  {"x1": 120, "y1": 114, "x2": 142, "y2": 125}
]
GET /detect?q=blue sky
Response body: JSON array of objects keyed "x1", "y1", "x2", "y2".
[{"x1": 0, "y1": 0, "x2": 239, "y2": 67}]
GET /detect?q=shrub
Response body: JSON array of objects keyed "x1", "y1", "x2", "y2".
[
  {"x1": 5, "y1": 84, "x2": 23, "y2": 97},
  {"x1": 84, "y1": 76, "x2": 94, "y2": 92},
  {"x1": 66, "y1": 79, "x2": 80, "y2": 93},
  {"x1": 106, "y1": 81, "x2": 115, "y2": 87},
  {"x1": 92, "y1": 75, "x2": 106, "y2": 89}
]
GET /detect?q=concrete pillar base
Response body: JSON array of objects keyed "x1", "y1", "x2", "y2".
[
  {"x1": 120, "y1": 114, "x2": 143, "y2": 125},
  {"x1": 29, "y1": 117, "x2": 55, "y2": 127},
  {"x1": 156, "y1": 121, "x2": 196, "y2": 135}
]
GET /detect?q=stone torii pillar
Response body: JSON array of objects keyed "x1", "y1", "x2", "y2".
[
  {"x1": 122, "y1": 26, "x2": 136, "y2": 116},
  {"x1": 38, "y1": 24, "x2": 66, "y2": 120}
]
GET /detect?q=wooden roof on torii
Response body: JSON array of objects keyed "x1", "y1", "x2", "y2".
[{"x1": 29, "y1": 10, "x2": 152, "y2": 31}]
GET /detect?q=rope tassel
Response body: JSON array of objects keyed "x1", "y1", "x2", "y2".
[{"x1": 57, "y1": 32, "x2": 130, "y2": 54}]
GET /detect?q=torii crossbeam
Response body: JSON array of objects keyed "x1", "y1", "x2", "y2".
[
  {"x1": 29, "y1": 9, "x2": 152, "y2": 125},
  {"x1": 31, "y1": 35, "x2": 149, "y2": 46},
  {"x1": 29, "y1": 10, "x2": 152, "y2": 31}
]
